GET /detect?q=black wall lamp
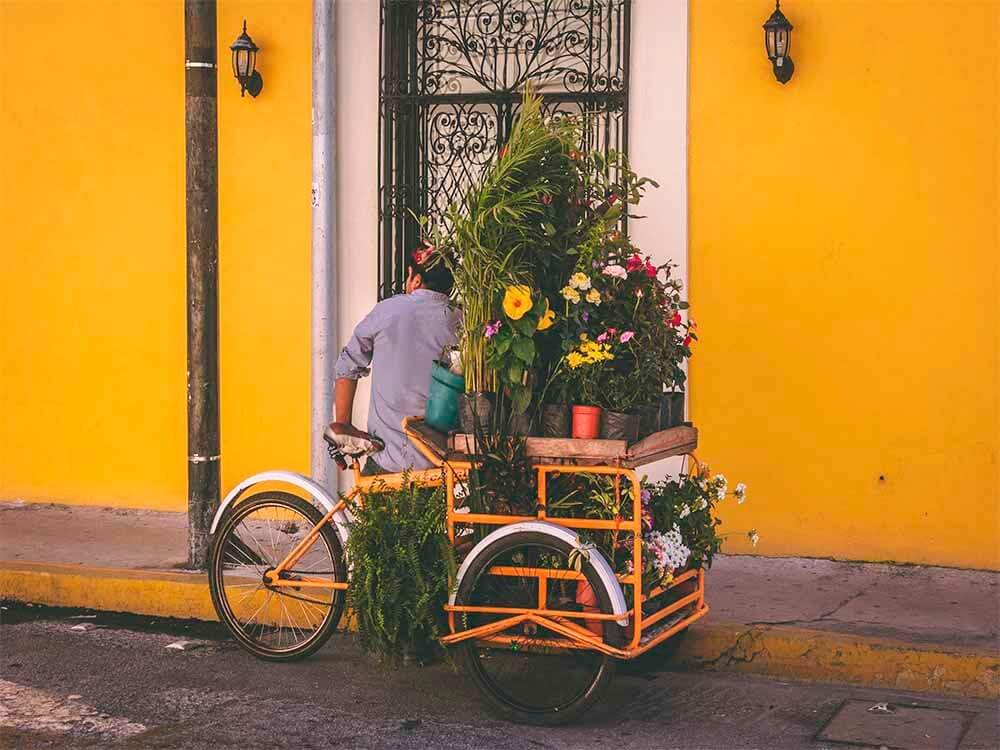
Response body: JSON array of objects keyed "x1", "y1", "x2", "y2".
[
  {"x1": 763, "y1": 1, "x2": 794, "y2": 84},
  {"x1": 230, "y1": 20, "x2": 263, "y2": 97}
]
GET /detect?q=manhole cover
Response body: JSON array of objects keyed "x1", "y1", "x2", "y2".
[{"x1": 817, "y1": 700, "x2": 973, "y2": 750}]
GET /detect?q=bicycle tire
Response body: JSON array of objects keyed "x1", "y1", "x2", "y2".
[
  {"x1": 453, "y1": 531, "x2": 619, "y2": 726},
  {"x1": 209, "y1": 491, "x2": 346, "y2": 661}
]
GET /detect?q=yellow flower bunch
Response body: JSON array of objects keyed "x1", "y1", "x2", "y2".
[{"x1": 566, "y1": 339, "x2": 614, "y2": 369}]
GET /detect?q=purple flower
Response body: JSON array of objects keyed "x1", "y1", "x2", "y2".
[
  {"x1": 581, "y1": 310, "x2": 590, "y2": 322},
  {"x1": 484, "y1": 320, "x2": 502, "y2": 339},
  {"x1": 641, "y1": 488, "x2": 651, "y2": 504}
]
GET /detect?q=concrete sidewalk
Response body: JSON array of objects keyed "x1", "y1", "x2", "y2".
[{"x1": 2, "y1": 501, "x2": 998, "y2": 699}]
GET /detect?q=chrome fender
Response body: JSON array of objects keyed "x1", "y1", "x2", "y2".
[
  {"x1": 210, "y1": 470, "x2": 351, "y2": 548},
  {"x1": 449, "y1": 520, "x2": 629, "y2": 626}
]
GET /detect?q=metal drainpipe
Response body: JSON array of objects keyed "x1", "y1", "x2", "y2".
[
  {"x1": 311, "y1": 0, "x2": 337, "y2": 493},
  {"x1": 184, "y1": 0, "x2": 221, "y2": 569}
]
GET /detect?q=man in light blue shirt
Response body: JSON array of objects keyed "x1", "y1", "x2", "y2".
[{"x1": 330, "y1": 252, "x2": 459, "y2": 474}]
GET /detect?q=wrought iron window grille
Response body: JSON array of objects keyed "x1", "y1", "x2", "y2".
[{"x1": 379, "y1": 0, "x2": 631, "y2": 298}]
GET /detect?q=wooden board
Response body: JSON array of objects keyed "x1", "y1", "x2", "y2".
[{"x1": 426, "y1": 422, "x2": 697, "y2": 469}]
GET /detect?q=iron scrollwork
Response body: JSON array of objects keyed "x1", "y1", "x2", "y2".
[{"x1": 379, "y1": 0, "x2": 631, "y2": 298}]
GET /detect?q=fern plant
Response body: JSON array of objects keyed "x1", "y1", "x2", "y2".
[{"x1": 345, "y1": 477, "x2": 456, "y2": 664}]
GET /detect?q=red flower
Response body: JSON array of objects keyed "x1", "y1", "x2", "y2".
[
  {"x1": 626, "y1": 254, "x2": 644, "y2": 273},
  {"x1": 412, "y1": 243, "x2": 435, "y2": 265},
  {"x1": 608, "y1": 193, "x2": 619, "y2": 205},
  {"x1": 683, "y1": 336, "x2": 692, "y2": 347},
  {"x1": 569, "y1": 149, "x2": 580, "y2": 161},
  {"x1": 645, "y1": 261, "x2": 657, "y2": 278},
  {"x1": 541, "y1": 193, "x2": 552, "y2": 205},
  {"x1": 670, "y1": 312, "x2": 682, "y2": 327}
]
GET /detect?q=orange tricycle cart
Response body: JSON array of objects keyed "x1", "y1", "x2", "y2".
[{"x1": 207, "y1": 418, "x2": 708, "y2": 726}]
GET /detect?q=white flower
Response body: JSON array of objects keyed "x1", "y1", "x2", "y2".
[
  {"x1": 714, "y1": 473, "x2": 728, "y2": 501},
  {"x1": 569, "y1": 272, "x2": 592, "y2": 290},
  {"x1": 734, "y1": 482, "x2": 747, "y2": 504},
  {"x1": 645, "y1": 527, "x2": 690, "y2": 575},
  {"x1": 694, "y1": 497, "x2": 707, "y2": 511},
  {"x1": 602, "y1": 264, "x2": 627, "y2": 279},
  {"x1": 679, "y1": 504, "x2": 691, "y2": 519},
  {"x1": 749, "y1": 530, "x2": 760, "y2": 548}
]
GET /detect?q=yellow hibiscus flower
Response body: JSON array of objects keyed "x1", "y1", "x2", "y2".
[
  {"x1": 502, "y1": 285, "x2": 532, "y2": 320},
  {"x1": 536, "y1": 302, "x2": 556, "y2": 331}
]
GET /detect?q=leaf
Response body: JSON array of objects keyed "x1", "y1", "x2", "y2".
[
  {"x1": 511, "y1": 385, "x2": 532, "y2": 415},
  {"x1": 512, "y1": 337, "x2": 536, "y2": 364},
  {"x1": 542, "y1": 222, "x2": 556, "y2": 237},
  {"x1": 507, "y1": 362, "x2": 524, "y2": 385},
  {"x1": 493, "y1": 337, "x2": 511, "y2": 356}
]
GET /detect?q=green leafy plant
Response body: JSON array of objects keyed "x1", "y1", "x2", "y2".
[{"x1": 346, "y1": 478, "x2": 456, "y2": 664}]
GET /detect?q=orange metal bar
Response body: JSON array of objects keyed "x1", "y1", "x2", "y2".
[
  {"x1": 439, "y1": 613, "x2": 531, "y2": 645},
  {"x1": 264, "y1": 578, "x2": 349, "y2": 590},
  {"x1": 628, "y1": 470, "x2": 643, "y2": 650},
  {"x1": 451, "y1": 512, "x2": 635, "y2": 531},
  {"x1": 627, "y1": 605, "x2": 710, "y2": 659},
  {"x1": 641, "y1": 567, "x2": 699, "y2": 603},
  {"x1": 443, "y1": 604, "x2": 624, "y2": 622},
  {"x1": 485, "y1": 565, "x2": 586, "y2": 581},
  {"x1": 272, "y1": 497, "x2": 348, "y2": 575},
  {"x1": 639, "y1": 590, "x2": 703, "y2": 631}
]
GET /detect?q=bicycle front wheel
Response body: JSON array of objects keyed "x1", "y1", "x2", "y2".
[{"x1": 209, "y1": 491, "x2": 346, "y2": 661}]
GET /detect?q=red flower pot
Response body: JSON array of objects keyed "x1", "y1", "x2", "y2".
[
  {"x1": 575, "y1": 581, "x2": 604, "y2": 636},
  {"x1": 571, "y1": 405, "x2": 602, "y2": 439}
]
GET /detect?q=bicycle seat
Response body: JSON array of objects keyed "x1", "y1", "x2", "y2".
[{"x1": 323, "y1": 426, "x2": 384, "y2": 457}]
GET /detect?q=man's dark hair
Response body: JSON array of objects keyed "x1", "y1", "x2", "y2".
[{"x1": 413, "y1": 258, "x2": 454, "y2": 295}]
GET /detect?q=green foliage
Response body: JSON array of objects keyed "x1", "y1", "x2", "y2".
[{"x1": 345, "y1": 478, "x2": 456, "y2": 664}]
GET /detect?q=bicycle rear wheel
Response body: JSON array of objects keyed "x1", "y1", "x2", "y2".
[
  {"x1": 452, "y1": 531, "x2": 619, "y2": 725},
  {"x1": 209, "y1": 491, "x2": 345, "y2": 661}
]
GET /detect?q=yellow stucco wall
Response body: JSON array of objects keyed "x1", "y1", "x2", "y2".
[
  {"x1": 689, "y1": 1, "x2": 999, "y2": 568},
  {"x1": 0, "y1": 1, "x2": 310, "y2": 510}
]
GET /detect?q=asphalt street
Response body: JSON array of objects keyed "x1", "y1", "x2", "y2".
[{"x1": 1, "y1": 604, "x2": 997, "y2": 750}]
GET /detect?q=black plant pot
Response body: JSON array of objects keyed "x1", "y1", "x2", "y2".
[
  {"x1": 541, "y1": 403, "x2": 571, "y2": 438},
  {"x1": 637, "y1": 404, "x2": 660, "y2": 439},
  {"x1": 658, "y1": 392, "x2": 685, "y2": 430},
  {"x1": 601, "y1": 410, "x2": 640, "y2": 443},
  {"x1": 507, "y1": 410, "x2": 535, "y2": 436},
  {"x1": 458, "y1": 392, "x2": 494, "y2": 435}
]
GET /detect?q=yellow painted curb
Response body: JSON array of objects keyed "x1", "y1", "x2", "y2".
[
  {"x1": 1, "y1": 561, "x2": 217, "y2": 621},
  {"x1": 3, "y1": 561, "x2": 996, "y2": 699},
  {"x1": 675, "y1": 623, "x2": 1000, "y2": 700}
]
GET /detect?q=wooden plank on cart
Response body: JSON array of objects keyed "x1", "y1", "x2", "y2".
[
  {"x1": 624, "y1": 425, "x2": 698, "y2": 468},
  {"x1": 406, "y1": 418, "x2": 698, "y2": 468},
  {"x1": 451, "y1": 433, "x2": 628, "y2": 464}
]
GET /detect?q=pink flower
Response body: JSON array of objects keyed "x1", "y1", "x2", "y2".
[
  {"x1": 484, "y1": 320, "x2": 502, "y2": 339},
  {"x1": 602, "y1": 264, "x2": 627, "y2": 279},
  {"x1": 596, "y1": 332, "x2": 609, "y2": 343},
  {"x1": 619, "y1": 331, "x2": 635, "y2": 344},
  {"x1": 626, "y1": 254, "x2": 644, "y2": 273},
  {"x1": 645, "y1": 261, "x2": 657, "y2": 278}
]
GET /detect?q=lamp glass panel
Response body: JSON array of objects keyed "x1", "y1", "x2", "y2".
[
  {"x1": 776, "y1": 29, "x2": 788, "y2": 57},
  {"x1": 236, "y1": 49, "x2": 250, "y2": 78},
  {"x1": 248, "y1": 49, "x2": 257, "y2": 76},
  {"x1": 765, "y1": 28, "x2": 776, "y2": 59}
]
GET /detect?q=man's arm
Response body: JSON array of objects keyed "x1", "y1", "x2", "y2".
[{"x1": 329, "y1": 307, "x2": 379, "y2": 439}]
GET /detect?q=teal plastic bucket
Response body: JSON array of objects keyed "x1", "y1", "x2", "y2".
[{"x1": 425, "y1": 361, "x2": 465, "y2": 432}]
